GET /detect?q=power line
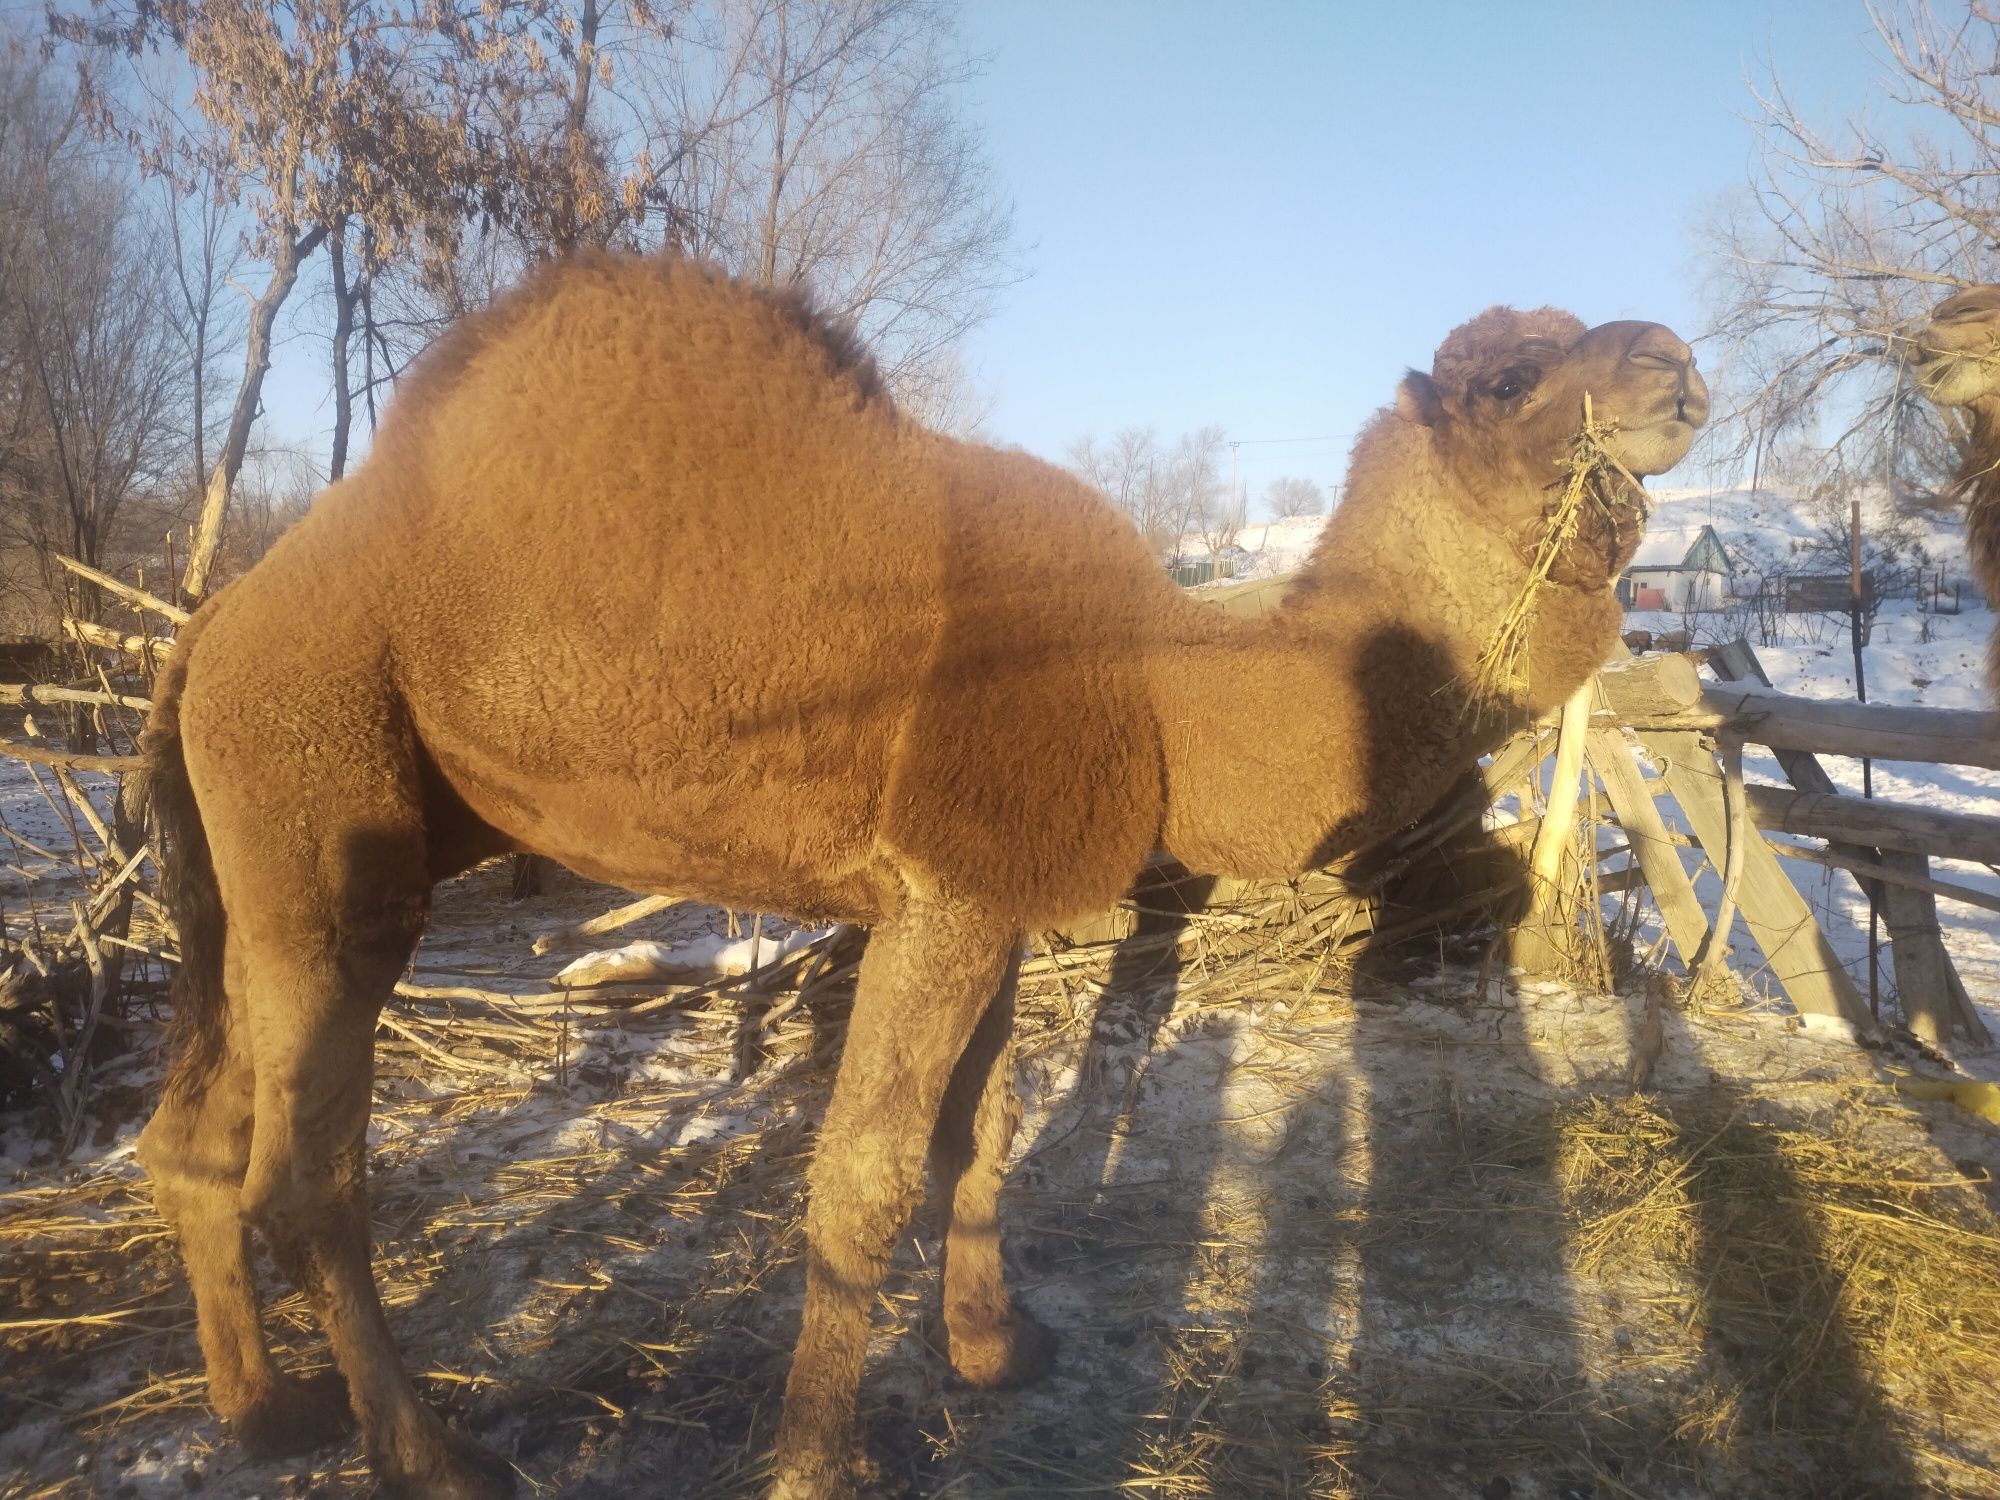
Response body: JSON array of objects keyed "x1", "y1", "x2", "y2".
[{"x1": 1228, "y1": 433, "x2": 1346, "y2": 446}]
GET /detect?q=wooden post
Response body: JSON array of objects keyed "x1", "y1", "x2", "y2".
[
  {"x1": 1877, "y1": 850, "x2": 1991, "y2": 1045},
  {"x1": 1512, "y1": 680, "x2": 1593, "y2": 973}
]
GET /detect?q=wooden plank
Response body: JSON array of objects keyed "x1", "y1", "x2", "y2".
[
  {"x1": 1744, "y1": 784, "x2": 2000, "y2": 866},
  {"x1": 1707, "y1": 639, "x2": 1838, "y2": 792},
  {"x1": 1628, "y1": 685, "x2": 2000, "y2": 769},
  {"x1": 1587, "y1": 728, "x2": 1711, "y2": 966},
  {"x1": 1651, "y1": 730, "x2": 1876, "y2": 1032}
]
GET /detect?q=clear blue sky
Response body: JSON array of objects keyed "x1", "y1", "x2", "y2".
[
  {"x1": 259, "y1": 1, "x2": 1889, "y2": 508},
  {"x1": 950, "y1": 0, "x2": 1886, "y2": 506}
]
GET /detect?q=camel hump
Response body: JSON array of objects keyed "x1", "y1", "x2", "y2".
[{"x1": 381, "y1": 252, "x2": 887, "y2": 472}]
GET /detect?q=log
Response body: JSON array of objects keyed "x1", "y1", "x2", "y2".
[
  {"x1": 55, "y1": 556, "x2": 190, "y2": 625},
  {"x1": 64, "y1": 618, "x2": 174, "y2": 660},
  {"x1": 0, "y1": 738, "x2": 143, "y2": 774},
  {"x1": 531, "y1": 891, "x2": 682, "y2": 955},
  {"x1": 1513, "y1": 679, "x2": 1593, "y2": 973},
  {"x1": 0, "y1": 682, "x2": 153, "y2": 713},
  {"x1": 1632, "y1": 685, "x2": 2000, "y2": 769},
  {"x1": 1771, "y1": 839, "x2": 2000, "y2": 917},
  {"x1": 1744, "y1": 784, "x2": 2000, "y2": 867}
]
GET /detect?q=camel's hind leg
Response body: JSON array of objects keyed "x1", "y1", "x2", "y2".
[
  {"x1": 772, "y1": 895, "x2": 1018, "y2": 1500},
  {"x1": 136, "y1": 948, "x2": 350, "y2": 1457},
  {"x1": 928, "y1": 946, "x2": 1056, "y2": 1387},
  {"x1": 226, "y1": 868, "x2": 515, "y2": 1500}
]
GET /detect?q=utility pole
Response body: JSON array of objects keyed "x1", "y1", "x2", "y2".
[
  {"x1": 1228, "y1": 440, "x2": 1240, "y2": 526},
  {"x1": 1850, "y1": 494, "x2": 1879, "y2": 1017}
]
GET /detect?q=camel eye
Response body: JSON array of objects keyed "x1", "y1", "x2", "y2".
[{"x1": 1488, "y1": 367, "x2": 1538, "y2": 402}]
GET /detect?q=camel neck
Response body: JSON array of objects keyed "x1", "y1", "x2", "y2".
[
  {"x1": 1146, "y1": 506, "x2": 1518, "y2": 881},
  {"x1": 1961, "y1": 404, "x2": 2000, "y2": 563},
  {"x1": 1145, "y1": 427, "x2": 1621, "y2": 879}
]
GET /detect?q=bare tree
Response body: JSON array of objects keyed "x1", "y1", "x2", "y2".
[
  {"x1": 1168, "y1": 425, "x2": 1230, "y2": 573},
  {"x1": 1066, "y1": 423, "x2": 1229, "y2": 566},
  {"x1": 658, "y1": 0, "x2": 1021, "y2": 400},
  {"x1": 0, "y1": 39, "x2": 185, "y2": 630},
  {"x1": 156, "y1": 138, "x2": 245, "y2": 501},
  {"x1": 1701, "y1": 1, "x2": 2000, "y2": 505},
  {"x1": 1262, "y1": 475, "x2": 1324, "y2": 519},
  {"x1": 51, "y1": 0, "x2": 516, "y2": 601},
  {"x1": 1068, "y1": 427, "x2": 1174, "y2": 556},
  {"x1": 359, "y1": 0, "x2": 1019, "y2": 442}
]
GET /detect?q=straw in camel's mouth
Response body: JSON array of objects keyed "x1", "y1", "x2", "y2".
[
  {"x1": 1457, "y1": 415, "x2": 1636, "y2": 720},
  {"x1": 1912, "y1": 346, "x2": 2000, "y2": 407}
]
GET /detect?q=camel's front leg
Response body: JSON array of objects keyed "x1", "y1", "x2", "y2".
[{"x1": 771, "y1": 895, "x2": 1017, "y2": 1500}]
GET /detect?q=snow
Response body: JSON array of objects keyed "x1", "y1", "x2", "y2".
[{"x1": 553, "y1": 924, "x2": 834, "y2": 987}]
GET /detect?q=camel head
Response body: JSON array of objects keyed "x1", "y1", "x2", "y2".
[
  {"x1": 1396, "y1": 306, "x2": 1709, "y2": 506},
  {"x1": 1908, "y1": 285, "x2": 2000, "y2": 412}
]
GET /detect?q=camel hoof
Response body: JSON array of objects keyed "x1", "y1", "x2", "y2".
[
  {"x1": 768, "y1": 1443, "x2": 886, "y2": 1500},
  {"x1": 229, "y1": 1368, "x2": 352, "y2": 1459},
  {"x1": 379, "y1": 1426, "x2": 518, "y2": 1500},
  {"x1": 948, "y1": 1309, "x2": 1059, "y2": 1389}
]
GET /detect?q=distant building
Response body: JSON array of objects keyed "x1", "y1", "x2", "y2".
[{"x1": 1618, "y1": 523, "x2": 1733, "y2": 611}]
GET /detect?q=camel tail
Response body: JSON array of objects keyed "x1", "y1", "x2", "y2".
[{"x1": 135, "y1": 617, "x2": 228, "y2": 1099}]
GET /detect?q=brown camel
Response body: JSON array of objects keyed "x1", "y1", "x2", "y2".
[
  {"x1": 1909, "y1": 284, "x2": 2000, "y2": 695},
  {"x1": 133, "y1": 252, "x2": 1706, "y2": 1500}
]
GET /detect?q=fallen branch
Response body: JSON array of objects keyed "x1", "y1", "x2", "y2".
[
  {"x1": 64, "y1": 618, "x2": 174, "y2": 660},
  {"x1": 531, "y1": 892, "x2": 681, "y2": 955},
  {"x1": 0, "y1": 682, "x2": 153, "y2": 712},
  {"x1": 56, "y1": 556, "x2": 190, "y2": 625},
  {"x1": 0, "y1": 738, "x2": 143, "y2": 774}
]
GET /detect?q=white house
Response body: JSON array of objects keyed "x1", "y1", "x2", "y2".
[{"x1": 1618, "y1": 523, "x2": 1733, "y2": 611}]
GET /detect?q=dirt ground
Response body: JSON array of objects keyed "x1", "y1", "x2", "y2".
[{"x1": 4, "y1": 860, "x2": 2000, "y2": 1500}]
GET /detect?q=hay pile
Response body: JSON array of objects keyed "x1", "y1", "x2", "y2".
[{"x1": 1556, "y1": 1092, "x2": 2000, "y2": 1492}]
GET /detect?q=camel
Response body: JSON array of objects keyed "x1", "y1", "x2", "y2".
[
  {"x1": 133, "y1": 252, "x2": 1706, "y2": 1500},
  {"x1": 1908, "y1": 284, "x2": 2000, "y2": 695}
]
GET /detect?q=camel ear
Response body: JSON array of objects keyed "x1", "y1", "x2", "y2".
[{"x1": 1397, "y1": 370, "x2": 1446, "y2": 427}]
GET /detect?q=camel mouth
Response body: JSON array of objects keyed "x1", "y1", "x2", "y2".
[
  {"x1": 1911, "y1": 347, "x2": 2000, "y2": 408},
  {"x1": 1599, "y1": 417, "x2": 1698, "y2": 479}
]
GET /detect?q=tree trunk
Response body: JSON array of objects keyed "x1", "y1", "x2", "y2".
[
  {"x1": 180, "y1": 224, "x2": 327, "y2": 606},
  {"x1": 509, "y1": 853, "x2": 552, "y2": 901},
  {"x1": 553, "y1": 0, "x2": 601, "y2": 251},
  {"x1": 328, "y1": 222, "x2": 357, "y2": 481}
]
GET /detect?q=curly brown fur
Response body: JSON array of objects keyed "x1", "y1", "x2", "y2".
[
  {"x1": 1957, "y1": 413, "x2": 2000, "y2": 699},
  {"x1": 138, "y1": 254, "x2": 1705, "y2": 1500}
]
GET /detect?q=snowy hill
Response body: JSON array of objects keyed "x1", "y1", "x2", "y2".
[{"x1": 1197, "y1": 483, "x2": 1976, "y2": 595}]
